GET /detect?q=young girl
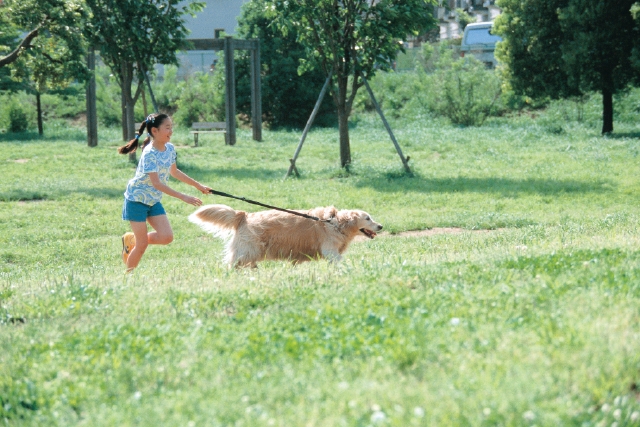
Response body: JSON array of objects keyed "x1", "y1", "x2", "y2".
[{"x1": 118, "y1": 113, "x2": 211, "y2": 272}]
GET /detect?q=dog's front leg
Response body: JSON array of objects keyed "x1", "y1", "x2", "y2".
[{"x1": 321, "y1": 247, "x2": 342, "y2": 263}]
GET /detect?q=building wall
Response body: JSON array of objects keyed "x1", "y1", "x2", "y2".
[{"x1": 172, "y1": 0, "x2": 249, "y2": 77}]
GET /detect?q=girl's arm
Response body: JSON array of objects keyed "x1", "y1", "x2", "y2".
[
  {"x1": 148, "y1": 172, "x2": 202, "y2": 206},
  {"x1": 170, "y1": 164, "x2": 212, "y2": 194}
]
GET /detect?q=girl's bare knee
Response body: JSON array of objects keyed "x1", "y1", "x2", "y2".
[{"x1": 158, "y1": 233, "x2": 173, "y2": 245}]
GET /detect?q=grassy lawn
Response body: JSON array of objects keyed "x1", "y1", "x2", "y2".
[{"x1": 1, "y1": 98, "x2": 640, "y2": 426}]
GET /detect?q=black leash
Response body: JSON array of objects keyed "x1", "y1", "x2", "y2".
[{"x1": 208, "y1": 189, "x2": 327, "y2": 222}]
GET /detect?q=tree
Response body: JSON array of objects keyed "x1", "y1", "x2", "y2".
[
  {"x1": 0, "y1": 12, "x2": 26, "y2": 91},
  {"x1": 83, "y1": 0, "x2": 204, "y2": 155},
  {"x1": 268, "y1": 0, "x2": 437, "y2": 168},
  {"x1": 234, "y1": 0, "x2": 335, "y2": 129},
  {"x1": 0, "y1": 0, "x2": 89, "y2": 134},
  {"x1": 494, "y1": 0, "x2": 640, "y2": 134},
  {"x1": 0, "y1": 0, "x2": 87, "y2": 69},
  {"x1": 632, "y1": 3, "x2": 640, "y2": 69},
  {"x1": 10, "y1": 53, "x2": 89, "y2": 135}
]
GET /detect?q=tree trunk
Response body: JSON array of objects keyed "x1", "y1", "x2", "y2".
[
  {"x1": 336, "y1": 75, "x2": 351, "y2": 168},
  {"x1": 86, "y1": 48, "x2": 98, "y2": 147},
  {"x1": 601, "y1": 69, "x2": 614, "y2": 134},
  {"x1": 120, "y1": 61, "x2": 137, "y2": 163},
  {"x1": 121, "y1": 90, "x2": 127, "y2": 142},
  {"x1": 338, "y1": 108, "x2": 351, "y2": 168},
  {"x1": 142, "y1": 88, "x2": 148, "y2": 117},
  {"x1": 36, "y1": 92, "x2": 43, "y2": 135}
]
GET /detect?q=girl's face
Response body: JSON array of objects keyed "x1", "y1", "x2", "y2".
[{"x1": 151, "y1": 118, "x2": 173, "y2": 143}]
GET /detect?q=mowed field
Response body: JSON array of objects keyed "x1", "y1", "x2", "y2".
[{"x1": 1, "y1": 100, "x2": 640, "y2": 426}]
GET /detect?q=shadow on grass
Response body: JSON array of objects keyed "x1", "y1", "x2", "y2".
[
  {"x1": 355, "y1": 175, "x2": 614, "y2": 195},
  {"x1": 178, "y1": 164, "x2": 613, "y2": 196},
  {"x1": 0, "y1": 131, "x2": 86, "y2": 143},
  {"x1": 177, "y1": 164, "x2": 284, "y2": 181},
  {"x1": 604, "y1": 132, "x2": 640, "y2": 139},
  {"x1": 0, "y1": 187, "x2": 124, "y2": 202}
]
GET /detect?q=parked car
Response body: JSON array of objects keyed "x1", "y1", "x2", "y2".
[{"x1": 460, "y1": 22, "x2": 502, "y2": 68}]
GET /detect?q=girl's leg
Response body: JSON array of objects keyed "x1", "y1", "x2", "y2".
[
  {"x1": 147, "y1": 214, "x2": 173, "y2": 245},
  {"x1": 125, "y1": 215, "x2": 173, "y2": 270},
  {"x1": 126, "y1": 221, "x2": 150, "y2": 270}
]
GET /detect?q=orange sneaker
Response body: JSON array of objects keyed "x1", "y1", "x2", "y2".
[{"x1": 122, "y1": 232, "x2": 136, "y2": 264}]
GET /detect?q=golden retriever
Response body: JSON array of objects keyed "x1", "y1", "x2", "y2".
[{"x1": 188, "y1": 204, "x2": 383, "y2": 267}]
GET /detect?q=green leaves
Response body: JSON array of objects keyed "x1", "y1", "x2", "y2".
[
  {"x1": 1, "y1": 0, "x2": 90, "y2": 91},
  {"x1": 494, "y1": 0, "x2": 640, "y2": 132},
  {"x1": 233, "y1": 0, "x2": 336, "y2": 128},
  {"x1": 263, "y1": 0, "x2": 437, "y2": 165}
]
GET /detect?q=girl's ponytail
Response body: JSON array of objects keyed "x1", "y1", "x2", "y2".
[
  {"x1": 117, "y1": 114, "x2": 167, "y2": 155},
  {"x1": 118, "y1": 122, "x2": 150, "y2": 154}
]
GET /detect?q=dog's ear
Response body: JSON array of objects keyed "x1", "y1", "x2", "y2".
[
  {"x1": 325, "y1": 206, "x2": 338, "y2": 220},
  {"x1": 336, "y1": 210, "x2": 359, "y2": 230}
]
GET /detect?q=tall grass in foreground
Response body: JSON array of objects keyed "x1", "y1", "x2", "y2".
[{"x1": 1, "y1": 100, "x2": 640, "y2": 426}]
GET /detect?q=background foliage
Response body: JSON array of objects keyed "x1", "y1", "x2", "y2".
[
  {"x1": 233, "y1": 0, "x2": 336, "y2": 129},
  {"x1": 494, "y1": 0, "x2": 640, "y2": 134}
]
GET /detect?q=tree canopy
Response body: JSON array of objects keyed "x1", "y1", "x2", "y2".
[
  {"x1": 494, "y1": 0, "x2": 640, "y2": 134},
  {"x1": 0, "y1": 0, "x2": 88, "y2": 73},
  {"x1": 1, "y1": 0, "x2": 90, "y2": 134},
  {"x1": 234, "y1": 0, "x2": 335, "y2": 129},
  {"x1": 267, "y1": 0, "x2": 437, "y2": 168}
]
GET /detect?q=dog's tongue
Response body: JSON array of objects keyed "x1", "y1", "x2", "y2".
[{"x1": 361, "y1": 229, "x2": 376, "y2": 239}]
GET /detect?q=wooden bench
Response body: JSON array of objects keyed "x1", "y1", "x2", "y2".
[{"x1": 190, "y1": 122, "x2": 226, "y2": 146}]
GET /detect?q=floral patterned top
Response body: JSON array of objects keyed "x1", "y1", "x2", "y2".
[{"x1": 124, "y1": 143, "x2": 176, "y2": 205}]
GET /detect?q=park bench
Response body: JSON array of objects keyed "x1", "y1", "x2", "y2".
[{"x1": 190, "y1": 122, "x2": 226, "y2": 146}]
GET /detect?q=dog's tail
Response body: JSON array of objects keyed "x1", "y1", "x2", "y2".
[{"x1": 188, "y1": 204, "x2": 246, "y2": 238}]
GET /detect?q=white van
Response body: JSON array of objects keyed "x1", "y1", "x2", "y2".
[{"x1": 460, "y1": 22, "x2": 502, "y2": 68}]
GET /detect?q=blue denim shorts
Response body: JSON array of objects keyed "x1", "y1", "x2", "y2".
[{"x1": 122, "y1": 199, "x2": 166, "y2": 222}]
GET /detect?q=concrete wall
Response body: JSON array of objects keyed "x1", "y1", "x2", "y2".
[{"x1": 172, "y1": 0, "x2": 249, "y2": 77}]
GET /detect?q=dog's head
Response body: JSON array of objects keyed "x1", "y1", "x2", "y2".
[{"x1": 336, "y1": 210, "x2": 383, "y2": 239}]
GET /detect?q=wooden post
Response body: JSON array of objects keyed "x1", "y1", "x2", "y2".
[
  {"x1": 285, "y1": 70, "x2": 333, "y2": 179},
  {"x1": 250, "y1": 39, "x2": 262, "y2": 142},
  {"x1": 363, "y1": 76, "x2": 411, "y2": 174},
  {"x1": 86, "y1": 48, "x2": 98, "y2": 147},
  {"x1": 224, "y1": 36, "x2": 236, "y2": 145},
  {"x1": 36, "y1": 92, "x2": 43, "y2": 135}
]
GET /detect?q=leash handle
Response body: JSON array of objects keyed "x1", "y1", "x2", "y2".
[{"x1": 208, "y1": 189, "x2": 322, "y2": 222}]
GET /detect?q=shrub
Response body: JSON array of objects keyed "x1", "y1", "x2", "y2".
[
  {"x1": 354, "y1": 72, "x2": 428, "y2": 120},
  {"x1": 95, "y1": 66, "x2": 122, "y2": 127},
  {"x1": 234, "y1": 0, "x2": 336, "y2": 129},
  {"x1": 154, "y1": 65, "x2": 182, "y2": 114},
  {"x1": 456, "y1": 8, "x2": 475, "y2": 31},
  {"x1": 431, "y1": 50, "x2": 503, "y2": 126},
  {"x1": 172, "y1": 69, "x2": 225, "y2": 128},
  {"x1": 44, "y1": 84, "x2": 86, "y2": 119},
  {"x1": 8, "y1": 98, "x2": 29, "y2": 132},
  {"x1": 352, "y1": 43, "x2": 506, "y2": 126}
]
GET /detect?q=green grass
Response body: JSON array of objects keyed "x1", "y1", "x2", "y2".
[{"x1": 1, "y1": 98, "x2": 640, "y2": 426}]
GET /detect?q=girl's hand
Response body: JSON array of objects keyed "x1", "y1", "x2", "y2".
[
  {"x1": 181, "y1": 194, "x2": 203, "y2": 206},
  {"x1": 196, "y1": 183, "x2": 212, "y2": 194}
]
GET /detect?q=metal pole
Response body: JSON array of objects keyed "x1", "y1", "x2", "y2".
[
  {"x1": 363, "y1": 76, "x2": 411, "y2": 174},
  {"x1": 285, "y1": 70, "x2": 333, "y2": 179}
]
